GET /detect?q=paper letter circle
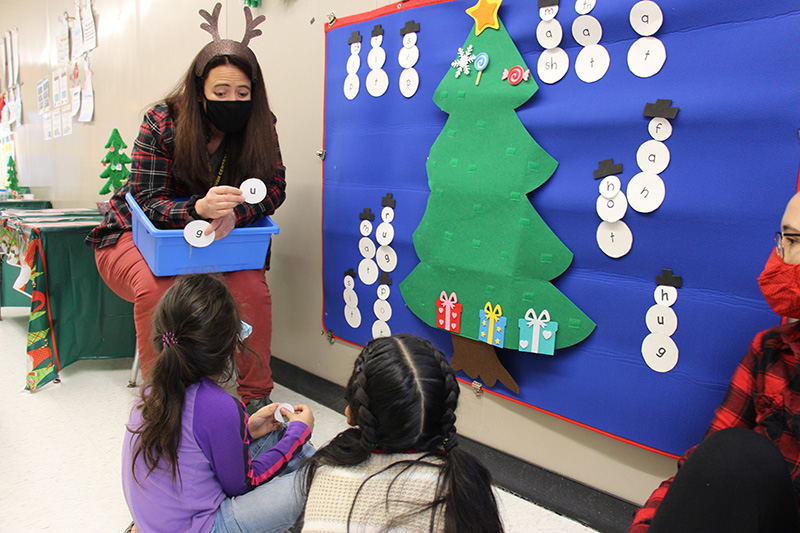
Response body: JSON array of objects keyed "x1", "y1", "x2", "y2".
[
  {"x1": 372, "y1": 320, "x2": 391, "y2": 339},
  {"x1": 645, "y1": 304, "x2": 678, "y2": 336},
  {"x1": 346, "y1": 54, "x2": 360, "y2": 75},
  {"x1": 596, "y1": 192, "x2": 628, "y2": 223},
  {"x1": 344, "y1": 73, "x2": 360, "y2": 100},
  {"x1": 642, "y1": 333, "x2": 678, "y2": 373},
  {"x1": 273, "y1": 402, "x2": 296, "y2": 424},
  {"x1": 628, "y1": 37, "x2": 666, "y2": 78},
  {"x1": 184, "y1": 220, "x2": 214, "y2": 248},
  {"x1": 599, "y1": 175, "x2": 621, "y2": 199},
  {"x1": 575, "y1": 44, "x2": 610, "y2": 83},
  {"x1": 648, "y1": 117, "x2": 672, "y2": 141},
  {"x1": 596, "y1": 220, "x2": 633, "y2": 258},
  {"x1": 359, "y1": 237, "x2": 376, "y2": 259},
  {"x1": 345, "y1": 306, "x2": 362, "y2": 328},
  {"x1": 366, "y1": 69, "x2": 389, "y2": 97},
  {"x1": 627, "y1": 172, "x2": 665, "y2": 213},
  {"x1": 373, "y1": 299, "x2": 392, "y2": 321},
  {"x1": 399, "y1": 68, "x2": 420, "y2": 98},
  {"x1": 630, "y1": 0, "x2": 664, "y2": 36},
  {"x1": 536, "y1": 19, "x2": 563, "y2": 50},
  {"x1": 398, "y1": 46, "x2": 419, "y2": 69},
  {"x1": 636, "y1": 139, "x2": 670, "y2": 174},
  {"x1": 358, "y1": 258, "x2": 380, "y2": 285},
  {"x1": 572, "y1": 15, "x2": 602, "y2": 47},
  {"x1": 241, "y1": 178, "x2": 267, "y2": 204},
  {"x1": 537, "y1": 48, "x2": 569, "y2": 85},
  {"x1": 343, "y1": 288, "x2": 358, "y2": 308}
]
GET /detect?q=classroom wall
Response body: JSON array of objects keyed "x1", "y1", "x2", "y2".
[{"x1": 0, "y1": 0, "x2": 676, "y2": 504}]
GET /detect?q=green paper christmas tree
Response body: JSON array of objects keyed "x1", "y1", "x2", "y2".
[
  {"x1": 99, "y1": 128, "x2": 131, "y2": 195},
  {"x1": 7, "y1": 156, "x2": 19, "y2": 195},
  {"x1": 400, "y1": 0, "x2": 595, "y2": 393}
]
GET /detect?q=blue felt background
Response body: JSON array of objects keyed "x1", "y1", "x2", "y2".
[{"x1": 322, "y1": 0, "x2": 800, "y2": 456}]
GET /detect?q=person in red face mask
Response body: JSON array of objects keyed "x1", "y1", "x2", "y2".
[{"x1": 630, "y1": 193, "x2": 800, "y2": 533}]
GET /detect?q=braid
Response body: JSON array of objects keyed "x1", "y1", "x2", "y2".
[
  {"x1": 349, "y1": 350, "x2": 380, "y2": 452},
  {"x1": 435, "y1": 349, "x2": 460, "y2": 452}
]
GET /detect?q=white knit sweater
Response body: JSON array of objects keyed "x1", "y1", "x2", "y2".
[{"x1": 302, "y1": 452, "x2": 447, "y2": 533}]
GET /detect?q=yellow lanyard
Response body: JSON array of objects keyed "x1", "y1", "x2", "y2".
[{"x1": 212, "y1": 152, "x2": 227, "y2": 186}]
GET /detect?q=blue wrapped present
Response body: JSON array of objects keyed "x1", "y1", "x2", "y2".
[
  {"x1": 479, "y1": 302, "x2": 506, "y2": 347},
  {"x1": 518, "y1": 308, "x2": 558, "y2": 355}
]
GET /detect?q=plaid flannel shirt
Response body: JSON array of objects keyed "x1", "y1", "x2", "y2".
[
  {"x1": 630, "y1": 322, "x2": 800, "y2": 531},
  {"x1": 86, "y1": 103, "x2": 286, "y2": 249}
]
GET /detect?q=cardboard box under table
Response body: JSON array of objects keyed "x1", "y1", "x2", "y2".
[
  {"x1": 0, "y1": 208, "x2": 134, "y2": 391},
  {"x1": 125, "y1": 193, "x2": 279, "y2": 276}
]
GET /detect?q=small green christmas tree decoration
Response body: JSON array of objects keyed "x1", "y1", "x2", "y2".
[
  {"x1": 400, "y1": 0, "x2": 595, "y2": 393},
  {"x1": 6, "y1": 156, "x2": 20, "y2": 196},
  {"x1": 99, "y1": 128, "x2": 131, "y2": 195}
]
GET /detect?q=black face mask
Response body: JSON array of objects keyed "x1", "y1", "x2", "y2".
[{"x1": 204, "y1": 99, "x2": 253, "y2": 134}]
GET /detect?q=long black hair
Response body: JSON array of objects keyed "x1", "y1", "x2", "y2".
[
  {"x1": 129, "y1": 274, "x2": 241, "y2": 483},
  {"x1": 163, "y1": 53, "x2": 279, "y2": 195},
  {"x1": 301, "y1": 334, "x2": 503, "y2": 532}
]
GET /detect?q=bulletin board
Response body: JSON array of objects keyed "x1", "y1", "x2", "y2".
[{"x1": 321, "y1": 0, "x2": 800, "y2": 457}]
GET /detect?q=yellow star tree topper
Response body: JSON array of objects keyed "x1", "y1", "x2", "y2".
[{"x1": 466, "y1": 0, "x2": 502, "y2": 36}]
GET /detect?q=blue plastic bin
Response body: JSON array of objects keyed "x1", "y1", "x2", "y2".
[{"x1": 125, "y1": 193, "x2": 279, "y2": 276}]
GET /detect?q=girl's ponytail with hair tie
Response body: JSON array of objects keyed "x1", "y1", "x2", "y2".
[
  {"x1": 161, "y1": 332, "x2": 178, "y2": 348},
  {"x1": 443, "y1": 435, "x2": 459, "y2": 452}
]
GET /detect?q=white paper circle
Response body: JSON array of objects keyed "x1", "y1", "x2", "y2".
[
  {"x1": 372, "y1": 320, "x2": 391, "y2": 339},
  {"x1": 344, "y1": 275, "x2": 355, "y2": 290},
  {"x1": 359, "y1": 219, "x2": 373, "y2": 236},
  {"x1": 628, "y1": 37, "x2": 666, "y2": 78},
  {"x1": 344, "y1": 73, "x2": 360, "y2": 100},
  {"x1": 596, "y1": 220, "x2": 633, "y2": 258},
  {"x1": 272, "y1": 402, "x2": 295, "y2": 423},
  {"x1": 366, "y1": 69, "x2": 389, "y2": 97},
  {"x1": 596, "y1": 193, "x2": 628, "y2": 223},
  {"x1": 399, "y1": 68, "x2": 420, "y2": 98},
  {"x1": 370, "y1": 35, "x2": 383, "y2": 48},
  {"x1": 358, "y1": 258, "x2": 380, "y2": 285},
  {"x1": 572, "y1": 15, "x2": 602, "y2": 46},
  {"x1": 359, "y1": 237, "x2": 376, "y2": 259},
  {"x1": 642, "y1": 333, "x2": 678, "y2": 373},
  {"x1": 540, "y1": 5, "x2": 559, "y2": 21},
  {"x1": 345, "y1": 305, "x2": 362, "y2": 328},
  {"x1": 630, "y1": 0, "x2": 664, "y2": 36},
  {"x1": 537, "y1": 48, "x2": 569, "y2": 84},
  {"x1": 375, "y1": 245, "x2": 398, "y2": 272},
  {"x1": 627, "y1": 172, "x2": 665, "y2": 213},
  {"x1": 367, "y1": 47, "x2": 386, "y2": 70},
  {"x1": 654, "y1": 285, "x2": 677, "y2": 307},
  {"x1": 184, "y1": 220, "x2": 215, "y2": 248},
  {"x1": 240, "y1": 178, "x2": 267, "y2": 204},
  {"x1": 403, "y1": 32, "x2": 417, "y2": 48},
  {"x1": 599, "y1": 175, "x2": 622, "y2": 199},
  {"x1": 636, "y1": 140, "x2": 670, "y2": 174},
  {"x1": 377, "y1": 284, "x2": 391, "y2": 301},
  {"x1": 575, "y1": 44, "x2": 610, "y2": 83},
  {"x1": 536, "y1": 19, "x2": 563, "y2": 50},
  {"x1": 343, "y1": 288, "x2": 359, "y2": 308},
  {"x1": 350, "y1": 42, "x2": 361, "y2": 55},
  {"x1": 376, "y1": 222, "x2": 394, "y2": 246},
  {"x1": 373, "y1": 299, "x2": 392, "y2": 321},
  {"x1": 645, "y1": 304, "x2": 678, "y2": 336},
  {"x1": 381, "y1": 206, "x2": 395, "y2": 223},
  {"x1": 575, "y1": 0, "x2": 596, "y2": 15},
  {"x1": 398, "y1": 46, "x2": 419, "y2": 69},
  {"x1": 346, "y1": 54, "x2": 360, "y2": 75},
  {"x1": 648, "y1": 117, "x2": 672, "y2": 141}
]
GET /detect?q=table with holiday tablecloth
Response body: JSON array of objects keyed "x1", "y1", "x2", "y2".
[{"x1": 0, "y1": 208, "x2": 135, "y2": 390}]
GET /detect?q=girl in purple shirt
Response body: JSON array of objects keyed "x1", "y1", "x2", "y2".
[{"x1": 122, "y1": 274, "x2": 314, "y2": 533}]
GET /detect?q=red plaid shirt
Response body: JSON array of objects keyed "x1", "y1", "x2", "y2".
[
  {"x1": 630, "y1": 322, "x2": 800, "y2": 531},
  {"x1": 86, "y1": 103, "x2": 286, "y2": 249}
]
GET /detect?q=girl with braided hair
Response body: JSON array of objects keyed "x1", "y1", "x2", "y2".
[
  {"x1": 122, "y1": 274, "x2": 315, "y2": 533},
  {"x1": 300, "y1": 334, "x2": 503, "y2": 532}
]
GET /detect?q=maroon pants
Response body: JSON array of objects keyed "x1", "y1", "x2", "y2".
[{"x1": 95, "y1": 232, "x2": 273, "y2": 403}]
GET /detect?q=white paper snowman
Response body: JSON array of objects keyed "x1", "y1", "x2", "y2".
[
  {"x1": 629, "y1": 99, "x2": 678, "y2": 213},
  {"x1": 536, "y1": 9, "x2": 568, "y2": 85},
  {"x1": 572, "y1": 10, "x2": 608, "y2": 84},
  {"x1": 343, "y1": 269, "x2": 362, "y2": 328},
  {"x1": 628, "y1": 1, "x2": 666, "y2": 78},
  {"x1": 642, "y1": 270, "x2": 681, "y2": 372},
  {"x1": 344, "y1": 31, "x2": 362, "y2": 101},
  {"x1": 358, "y1": 208, "x2": 380, "y2": 286},
  {"x1": 398, "y1": 20, "x2": 420, "y2": 98},
  {"x1": 594, "y1": 159, "x2": 633, "y2": 259},
  {"x1": 366, "y1": 25, "x2": 389, "y2": 98},
  {"x1": 375, "y1": 193, "x2": 397, "y2": 273}
]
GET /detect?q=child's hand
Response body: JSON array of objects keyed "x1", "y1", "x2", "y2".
[
  {"x1": 284, "y1": 404, "x2": 315, "y2": 433},
  {"x1": 247, "y1": 403, "x2": 283, "y2": 439}
]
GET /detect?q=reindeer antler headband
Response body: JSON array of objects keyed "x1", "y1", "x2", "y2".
[{"x1": 194, "y1": 3, "x2": 265, "y2": 81}]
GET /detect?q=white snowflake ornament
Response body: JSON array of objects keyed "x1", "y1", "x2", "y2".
[{"x1": 451, "y1": 45, "x2": 476, "y2": 78}]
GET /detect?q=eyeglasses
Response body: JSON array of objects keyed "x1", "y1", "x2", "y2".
[{"x1": 775, "y1": 231, "x2": 800, "y2": 259}]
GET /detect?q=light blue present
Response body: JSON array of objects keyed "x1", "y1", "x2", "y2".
[
  {"x1": 479, "y1": 302, "x2": 506, "y2": 348},
  {"x1": 518, "y1": 308, "x2": 558, "y2": 355}
]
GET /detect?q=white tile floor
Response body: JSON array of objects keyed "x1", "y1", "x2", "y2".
[{"x1": 0, "y1": 305, "x2": 597, "y2": 533}]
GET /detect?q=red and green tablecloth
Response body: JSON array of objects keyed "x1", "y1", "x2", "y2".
[{"x1": 1, "y1": 208, "x2": 135, "y2": 391}]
